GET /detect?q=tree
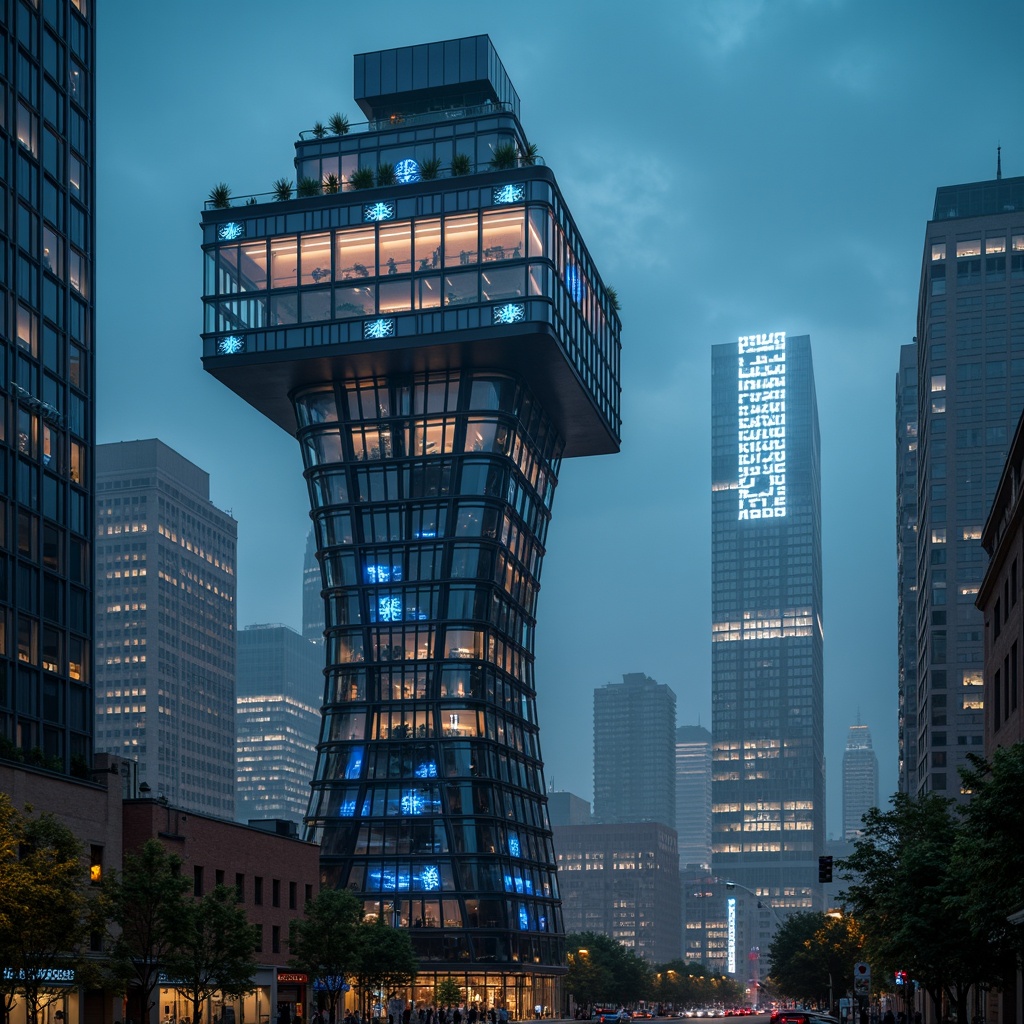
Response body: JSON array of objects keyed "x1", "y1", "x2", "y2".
[
  {"x1": 434, "y1": 979, "x2": 462, "y2": 1008},
  {"x1": 563, "y1": 932, "x2": 651, "y2": 1007},
  {"x1": 103, "y1": 839, "x2": 192, "y2": 1024},
  {"x1": 767, "y1": 912, "x2": 863, "y2": 1009},
  {"x1": 651, "y1": 960, "x2": 743, "y2": 1010},
  {"x1": 289, "y1": 889, "x2": 362, "y2": 1024},
  {"x1": 840, "y1": 793, "x2": 987, "y2": 1024},
  {"x1": 0, "y1": 796, "x2": 93, "y2": 1024},
  {"x1": 352, "y1": 919, "x2": 418, "y2": 1021},
  {"x1": 164, "y1": 885, "x2": 258, "y2": 1024}
]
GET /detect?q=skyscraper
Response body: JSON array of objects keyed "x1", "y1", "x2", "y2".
[
  {"x1": 710, "y1": 333, "x2": 824, "y2": 941},
  {"x1": 236, "y1": 623, "x2": 323, "y2": 826},
  {"x1": 896, "y1": 343, "x2": 920, "y2": 794},
  {"x1": 593, "y1": 673, "x2": 677, "y2": 828},
  {"x1": 841, "y1": 722, "x2": 878, "y2": 840},
  {"x1": 906, "y1": 173, "x2": 1024, "y2": 800},
  {"x1": 302, "y1": 526, "x2": 325, "y2": 644},
  {"x1": 2, "y1": 0, "x2": 95, "y2": 774},
  {"x1": 200, "y1": 36, "x2": 621, "y2": 1008},
  {"x1": 95, "y1": 440, "x2": 237, "y2": 816},
  {"x1": 676, "y1": 724, "x2": 712, "y2": 870}
]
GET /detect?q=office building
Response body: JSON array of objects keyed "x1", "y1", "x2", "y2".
[
  {"x1": 2, "y1": 0, "x2": 95, "y2": 775},
  {"x1": 710, "y1": 332, "x2": 825, "y2": 948},
  {"x1": 302, "y1": 526, "x2": 325, "y2": 643},
  {"x1": 908, "y1": 172, "x2": 1024, "y2": 799},
  {"x1": 236, "y1": 623, "x2": 323, "y2": 826},
  {"x1": 200, "y1": 36, "x2": 621, "y2": 1009},
  {"x1": 547, "y1": 790, "x2": 590, "y2": 827},
  {"x1": 681, "y1": 870, "x2": 729, "y2": 975},
  {"x1": 896, "y1": 343, "x2": 920, "y2": 794},
  {"x1": 841, "y1": 722, "x2": 879, "y2": 840},
  {"x1": 553, "y1": 821, "x2": 681, "y2": 964},
  {"x1": 593, "y1": 673, "x2": 677, "y2": 828},
  {"x1": 94, "y1": 440, "x2": 237, "y2": 817},
  {"x1": 676, "y1": 724, "x2": 712, "y2": 869}
]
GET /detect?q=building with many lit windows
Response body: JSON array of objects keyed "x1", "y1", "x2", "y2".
[
  {"x1": 200, "y1": 36, "x2": 621, "y2": 1011},
  {"x1": 676, "y1": 724, "x2": 712, "y2": 870},
  {"x1": 236, "y1": 622, "x2": 323, "y2": 827},
  {"x1": 841, "y1": 722, "x2": 878, "y2": 840},
  {"x1": 2, "y1": 0, "x2": 95, "y2": 775},
  {"x1": 710, "y1": 333, "x2": 824, "y2": 956},
  {"x1": 94, "y1": 440, "x2": 237, "y2": 816},
  {"x1": 905, "y1": 172, "x2": 1024, "y2": 801}
]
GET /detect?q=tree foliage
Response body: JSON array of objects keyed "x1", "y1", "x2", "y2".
[
  {"x1": 650, "y1": 959, "x2": 743, "y2": 1008},
  {"x1": 289, "y1": 889, "x2": 363, "y2": 1024},
  {"x1": 164, "y1": 885, "x2": 258, "y2": 1024},
  {"x1": 0, "y1": 796, "x2": 93, "y2": 1024},
  {"x1": 434, "y1": 979, "x2": 462, "y2": 1008},
  {"x1": 564, "y1": 932, "x2": 651, "y2": 1007},
  {"x1": 767, "y1": 912, "x2": 863, "y2": 1009},
  {"x1": 103, "y1": 839, "x2": 192, "y2": 1024},
  {"x1": 352, "y1": 919, "x2": 418, "y2": 1021}
]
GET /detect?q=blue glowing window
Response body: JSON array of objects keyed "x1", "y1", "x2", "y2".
[
  {"x1": 217, "y1": 335, "x2": 245, "y2": 355},
  {"x1": 518, "y1": 906, "x2": 529, "y2": 930},
  {"x1": 378, "y1": 596, "x2": 403, "y2": 622},
  {"x1": 218, "y1": 222, "x2": 244, "y2": 241},
  {"x1": 419, "y1": 865, "x2": 441, "y2": 891},
  {"x1": 344, "y1": 747, "x2": 364, "y2": 780},
  {"x1": 366, "y1": 564, "x2": 402, "y2": 584},
  {"x1": 493, "y1": 183, "x2": 526, "y2": 205},
  {"x1": 401, "y1": 791, "x2": 425, "y2": 815},
  {"x1": 414, "y1": 760, "x2": 438, "y2": 778},
  {"x1": 395, "y1": 159, "x2": 421, "y2": 184},
  {"x1": 493, "y1": 303, "x2": 526, "y2": 325},
  {"x1": 364, "y1": 317, "x2": 396, "y2": 340},
  {"x1": 339, "y1": 800, "x2": 356, "y2": 817},
  {"x1": 508, "y1": 832, "x2": 521, "y2": 857},
  {"x1": 565, "y1": 264, "x2": 584, "y2": 304},
  {"x1": 363, "y1": 201, "x2": 396, "y2": 223},
  {"x1": 504, "y1": 874, "x2": 514, "y2": 892}
]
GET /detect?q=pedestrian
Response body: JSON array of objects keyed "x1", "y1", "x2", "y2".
[{"x1": 883, "y1": 1009, "x2": 895, "y2": 1024}]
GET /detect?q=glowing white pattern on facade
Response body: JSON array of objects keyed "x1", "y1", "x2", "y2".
[
  {"x1": 727, "y1": 896, "x2": 737, "y2": 974},
  {"x1": 738, "y1": 332, "x2": 786, "y2": 521}
]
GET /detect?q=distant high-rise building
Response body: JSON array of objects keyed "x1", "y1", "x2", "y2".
[
  {"x1": 710, "y1": 333, "x2": 825, "y2": 942},
  {"x1": 302, "y1": 526, "x2": 325, "y2": 644},
  {"x1": 676, "y1": 724, "x2": 712, "y2": 870},
  {"x1": 680, "y1": 870, "x2": 729, "y2": 975},
  {"x1": 200, "y1": 35, "x2": 622, "y2": 1005},
  {"x1": 547, "y1": 791, "x2": 591, "y2": 827},
  {"x1": 841, "y1": 723, "x2": 879, "y2": 839},
  {"x1": 907, "y1": 173, "x2": 1024, "y2": 800},
  {"x1": 553, "y1": 821, "x2": 681, "y2": 963},
  {"x1": 593, "y1": 673, "x2": 677, "y2": 828},
  {"x1": 236, "y1": 623, "x2": 323, "y2": 826},
  {"x1": 2, "y1": 0, "x2": 95, "y2": 775},
  {"x1": 95, "y1": 440, "x2": 237, "y2": 816},
  {"x1": 896, "y1": 343, "x2": 920, "y2": 794}
]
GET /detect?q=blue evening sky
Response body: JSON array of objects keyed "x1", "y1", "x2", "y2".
[{"x1": 97, "y1": 1, "x2": 1022, "y2": 837}]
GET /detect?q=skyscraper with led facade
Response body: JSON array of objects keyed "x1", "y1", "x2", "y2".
[
  {"x1": 200, "y1": 36, "x2": 621, "y2": 1009},
  {"x1": 710, "y1": 333, "x2": 824, "y2": 954}
]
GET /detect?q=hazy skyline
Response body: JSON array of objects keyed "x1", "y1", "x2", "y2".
[{"x1": 97, "y1": 1, "x2": 1023, "y2": 836}]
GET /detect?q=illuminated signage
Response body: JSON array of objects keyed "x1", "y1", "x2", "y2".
[
  {"x1": 737, "y1": 332, "x2": 786, "y2": 521},
  {"x1": 727, "y1": 896, "x2": 737, "y2": 974}
]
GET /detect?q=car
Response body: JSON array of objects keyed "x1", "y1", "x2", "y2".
[
  {"x1": 632, "y1": 1013, "x2": 654, "y2": 1020},
  {"x1": 771, "y1": 1013, "x2": 839, "y2": 1024}
]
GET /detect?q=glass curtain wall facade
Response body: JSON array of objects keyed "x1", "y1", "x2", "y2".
[
  {"x1": 1, "y1": 0, "x2": 95, "y2": 773},
  {"x1": 710, "y1": 333, "x2": 824, "y2": 959},
  {"x1": 909, "y1": 175, "x2": 1024, "y2": 799},
  {"x1": 896, "y1": 342, "x2": 919, "y2": 794},
  {"x1": 200, "y1": 36, "x2": 621, "y2": 1009}
]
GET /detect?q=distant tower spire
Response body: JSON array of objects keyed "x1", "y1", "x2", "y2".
[{"x1": 997, "y1": 144, "x2": 1002, "y2": 180}]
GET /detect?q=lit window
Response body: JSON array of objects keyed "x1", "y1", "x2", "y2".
[
  {"x1": 956, "y1": 240, "x2": 981, "y2": 257},
  {"x1": 930, "y1": 374, "x2": 946, "y2": 393},
  {"x1": 986, "y1": 237, "x2": 1006, "y2": 254},
  {"x1": 932, "y1": 529, "x2": 946, "y2": 543},
  {"x1": 931, "y1": 243, "x2": 946, "y2": 261}
]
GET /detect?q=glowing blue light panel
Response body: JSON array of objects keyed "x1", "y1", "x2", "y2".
[
  {"x1": 363, "y1": 318, "x2": 396, "y2": 340},
  {"x1": 401, "y1": 791, "x2": 425, "y2": 815},
  {"x1": 363, "y1": 201, "x2": 396, "y2": 222},
  {"x1": 344, "y1": 747, "x2": 364, "y2": 779},
  {"x1": 420, "y1": 865, "x2": 441, "y2": 891},
  {"x1": 395, "y1": 159, "x2": 421, "y2": 184},
  {"x1": 414, "y1": 761, "x2": 438, "y2": 778},
  {"x1": 493, "y1": 303, "x2": 526, "y2": 325},
  {"x1": 565, "y1": 264, "x2": 584, "y2": 304},
  {"x1": 378, "y1": 596, "x2": 403, "y2": 622},
  {"x1": 518, "y1": 906, "x2": 529, "y2": 930},
  {"x1": 366, "y1": 564, "x2": 402, "y2": 584},
  {"x1": 493, "y1": 183, "x2": 526, "y2": 205},
  {"x1": 217, "y1": 335, "x2": 245, "y2": 355},
  {"x1": 218, "y1": 222, "x2": 244, "y2": 241},
  {"x1": 508, "y1": 832, "x2": 521, "y2": 857},
  {"x1": 339, "y1": 800, "x2": 356, "y2": 817},
  {"x1": 727, "y1": 896, "x2": 737, "y2": 974},
  {"x1": 737, "y1": 332, "x2": 786, "y2": 521}
]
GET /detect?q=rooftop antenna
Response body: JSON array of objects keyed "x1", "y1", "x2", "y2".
[{"x1": 997, "y1": 144, "x2": 1002, "y2": 180}]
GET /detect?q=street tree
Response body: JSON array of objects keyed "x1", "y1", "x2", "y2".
[
  {"x1": 651, "y1": 960, "x2": 743, "y2": 1009},
  {"x1": 164, "y1": 885, "x2": 258, "y2": 1024},
  {"x1": 288, "y1": 889, "x2": 363, "y2": 1024},
  {"x1": 768, "y1": 912, "x2": 864, "y2": 1010},
  {"x1": 0, "y1": 796, "x2": 93, "y2": 1024},
  {"x1": 434, "y1": 979, "x2": 462, "y2": 1009},
  {"x1": 840, "y1": 793, "x2": 986, "y2": 1024},
  {"x1": 352, "y1": 919, "x2": 418, "y2": 1021},
  {"x1": 563, "y1": 932, "x2": 651, "y2": 1007},
  {"x1": 103, "y1": 839, "x2": 192, "y2": 1024}
]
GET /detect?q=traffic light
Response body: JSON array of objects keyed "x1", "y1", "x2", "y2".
[{"x1": 818, "y1": 855, "x2": 833, "y2": 883}]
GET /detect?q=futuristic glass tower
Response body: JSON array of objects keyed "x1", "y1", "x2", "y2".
[
  {"x1": 710, "y1": 333, "x2": 824, "y2": 955},
  {"x1": 200, "y1": 36, "x2": 621, "y2": 1009}
]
